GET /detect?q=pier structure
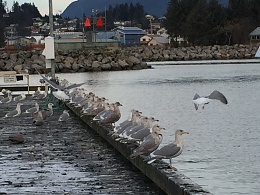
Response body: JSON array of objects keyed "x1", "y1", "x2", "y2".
[{"x1": 0, "y1": 91, "x2": 212, "y2": 195}]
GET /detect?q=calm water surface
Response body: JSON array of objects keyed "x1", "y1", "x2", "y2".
[{"x1": 31, "y1": 64, "x2": 260, "y2": 194}]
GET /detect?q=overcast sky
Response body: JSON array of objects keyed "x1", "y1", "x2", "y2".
[{"x1": 5, "y1": 0, "x2": 75, "y2": 15}]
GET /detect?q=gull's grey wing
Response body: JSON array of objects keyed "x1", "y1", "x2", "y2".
[
  {"x1": 208, "y1": 90, "x2": 228, "y2": 104},
  {"x1": 6, "y1": 110, "x2": 18, "y2": 117},
  {"x1": 153, "y1": 143, "x2": 181, "y2": 157},
  {"x1": 35, "y1": 69, "x2": 64, "y2": 90},
  {"x1": 64, "y1": 82, "x2": 88, "y2": 90},
  {"x1": 193, "y1": 93, "x2": 200, "y2": 100}
]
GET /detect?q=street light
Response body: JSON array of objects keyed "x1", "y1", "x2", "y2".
[{"x1": 145, "y1": 14, "x2": 154, "y2": 35}]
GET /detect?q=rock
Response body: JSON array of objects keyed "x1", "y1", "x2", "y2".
[
  {"x1": 127, "y1": 56, "x2": 140, "y2": 66},
  {"x1": 92, "y1": 61, "x2": 101, "y2": 68},
  {"x1": 118, "y1": 59, "x2": 129, "y2": 69},
  {"x1": 31, "y1": 54, "x2": 39, "y2": 61},
  {"x1": 1, "y1": 52, "x2": 9, "y2": 59},
  {"x1": 14, "y1": 64, "x2": 23, "y2": 72},
  {"x1": 101, "y1": 63, "x2": 112, "y2": 71},
  {"x1": 111, "y1": 61, "x2": 122, "y2": 71}
]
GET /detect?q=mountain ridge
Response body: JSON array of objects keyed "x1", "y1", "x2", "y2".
[{"x1": 61, "y1": 0, "x2": 229, "y2": 19}]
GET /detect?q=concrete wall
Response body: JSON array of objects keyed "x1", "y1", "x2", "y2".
[{"x1": 67, "y1": 103, "x2": 213, "y2": 195}]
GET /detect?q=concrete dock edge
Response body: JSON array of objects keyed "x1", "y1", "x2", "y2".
[{"x1": 67, "y1": 104, "x2": 213, "y2": 195}]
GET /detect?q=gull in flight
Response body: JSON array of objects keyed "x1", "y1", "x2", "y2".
[
  {"x1": 35, "y1": 69, "x2": 87, "y2": 101},
  {"x1": 192, "y1": 90, "x2": 228, "y2": 110}
]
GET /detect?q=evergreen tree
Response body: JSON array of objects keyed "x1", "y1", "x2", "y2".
[
  {"x1": 164, "y1": 0, "x2": 185, "y2": 46},
  {"x1": 185, "y1": 0, "x2": 210, "y2": 45},
  {"x1": 0, "y1": 0, "x2": 5, "y2": 47}
]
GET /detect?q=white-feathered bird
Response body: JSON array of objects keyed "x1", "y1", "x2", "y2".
[
  {"x1": 3, "y1": 103, "x2": 23, "y2": 118},
  {"x1": 147, "y1": 129, "x2": 189, "y2": 170},
  {"x1": 58, "y1": 110, "x2": 70, "y2": 122},
  {"x1": 193, "y1": 90, "x2": 228, "y2": 110},
  {"x1": 13, "y1": 93, "x2": 26, "y2": 102},
  {"x1": 35, "y1": 69, "x2": 87, "y2": 101}
]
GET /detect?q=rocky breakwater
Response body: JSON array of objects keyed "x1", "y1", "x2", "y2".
[
  {"x1": 0, "y1": 44, "x2": 259, "y2": 74},
  {"x1": 0, "y1": 48, "x2": 150, "y2": 74}
]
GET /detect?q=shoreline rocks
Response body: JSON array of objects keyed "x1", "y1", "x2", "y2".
[{"x1": 0, "y1": 44, "x2": 259, "y2": 74}]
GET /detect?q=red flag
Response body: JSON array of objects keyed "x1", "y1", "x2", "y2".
[
  {"x1": 96, "y1": 16, "x2": 104, "y2": 27},
  {"x1": 84, "y1": 17, "x2": 91, "y2": 27}
]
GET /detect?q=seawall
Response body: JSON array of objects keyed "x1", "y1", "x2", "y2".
[
  {"x1": 66, "y1": 103, "x2": 213, "y2": 195},
  {"x1": 0, "y1": 44, "x2": 259, "y2": 74}
]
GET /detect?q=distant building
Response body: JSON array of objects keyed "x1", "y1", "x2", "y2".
[
  {"x1": 249, "y1": 27, "x2": 260, "y2": 45},
  {"x1": 112, "y1": 26, "x2": 147, "y2": 46},
  {"x1": 5, "y1": 24, "x2": 18, "y2": 37},
  {"x1": 140, "y1": 34, "x2": 169, "y2": 47}
]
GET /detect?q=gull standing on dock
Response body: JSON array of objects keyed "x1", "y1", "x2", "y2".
[
  {"x1": 147, "y1": 129, "x2": 189, "y2": 170},
  {"x1": 24, "y1": 102, "x2": 39, "y2": 115},
  {"x1": 58, "y1": 110, "x2": 70, "y2": 122},
  {"x1": 94, "y1": 102, "x2": 122, "y2": 126},
  {"x1": 32, "y1": 87, "x2": 42, "y2": 98},
  {"x1": 13, "y1": 93, "x2": 26, "y2": 102},
  {"x1": 42, "y1": 103, "x2": 54, "y2": 120},
  {"x1": 0, "y1": 91, "x2": 12, "y2": 104},
  {"x1": 129, "y1": 124, "x2": 165, "y2": 159},
  {"x1": 33, "y1": 110, "x2": 44, "y2": 126},
  {"x1": 3, "y1": 103, "x2": 23, "y2": 118},
  {"x1": 193, "y1": 90, "x2": 228, "y2": 110}
]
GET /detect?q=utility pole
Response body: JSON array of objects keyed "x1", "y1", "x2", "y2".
[
  {"x1": 49, "y1": 0, "x2": 55, "y2": 79},
  {"x1": 92, "y1": 9, "x2": 98, "y2": 47}
]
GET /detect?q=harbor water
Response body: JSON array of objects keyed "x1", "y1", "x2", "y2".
[{"x1": 28, "y1": 63, "x2": 260, "y2": 195}]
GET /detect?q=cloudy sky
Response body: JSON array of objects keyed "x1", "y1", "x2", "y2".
[{"x1": 6, "y1": 0, "x2": 75, "y2": 15}]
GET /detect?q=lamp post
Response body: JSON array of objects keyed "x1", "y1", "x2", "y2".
[
  {"x1": 49, "y1": 0, "x2": 55, "y2": 79},
  {"x1": 92, "y1": 9, "x2": 98, "y2": 46},
  {"x1": 145, "y1": 14, "x2": 154, "y2": 35}
]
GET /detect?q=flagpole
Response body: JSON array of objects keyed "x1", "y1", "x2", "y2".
[
  {"x1": 105, "y1": 7, "x2": 107, "y2": 46},
  {"x1": 82, "y1": 9, "x2": 84, "y2": 46},
  {"x1": 49, "y1": 0, "x2": 55, "y2": 80}
]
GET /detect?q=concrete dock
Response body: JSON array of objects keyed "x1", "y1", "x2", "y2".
[
  {"x1": 0, "y1": 99, "x2": 163, "y2": 194},
  {"x1": 0, "y1": 96, "x2": 212, "y2": 195},
  {"x1": 67, "y1": 104, "x2": 212, "y2": 195}
]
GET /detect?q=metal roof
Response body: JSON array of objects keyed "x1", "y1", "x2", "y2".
[
  {"x1": 113, "y1": 27, "x2": 147, "y2": 35},
  {"x1": 249, "y1": 27, "x2": 260, "y2": 36}
]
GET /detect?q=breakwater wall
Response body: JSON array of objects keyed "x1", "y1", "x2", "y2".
[
  {"x1": 0, "y1": 44, "x2": 259, "y2": 74},
  {"x1": 66, "y1": 103, "x2": 213, "y2": 195}
]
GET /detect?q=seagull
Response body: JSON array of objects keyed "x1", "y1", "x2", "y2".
[
  {"x1": 129, "y1": 124, "x2": 165, "y2": 159},
  {"x1": 193, "y1": 90, "x2": 228, "y2": 110},
  {"x1": 35, "y1": 69, "x2": 87, "y2": 101},
  {"x1": 147, "y1": 129, "x2": 189, "y2": 170},
  {"x1": 25, "y1": 102, "x2": 39, "y2": 115},
  {"x1": 58, "y1": 110, "x2": 70, "y2": 122},
  {"x1": 13, "y1": 93, "x2": 26, "y2": 102},
  {"x1": 3, "y1": 103, "x2": 23, "y2": 118},
  {"x1": 32, "y1": 87, "x2": 42, "y2": 98},
  {"x1": 42, "y1": 103, "x2": 54, "y2": 120},
  {"x1": 0, "y1": 91, "x2": 12, "y2": 104},
  {"x1": 33, "y1": 110, "x2": 44, "y2": 126},
  {"x1": 95, "y1": 102, "x2": 123, "y2": 126}
]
